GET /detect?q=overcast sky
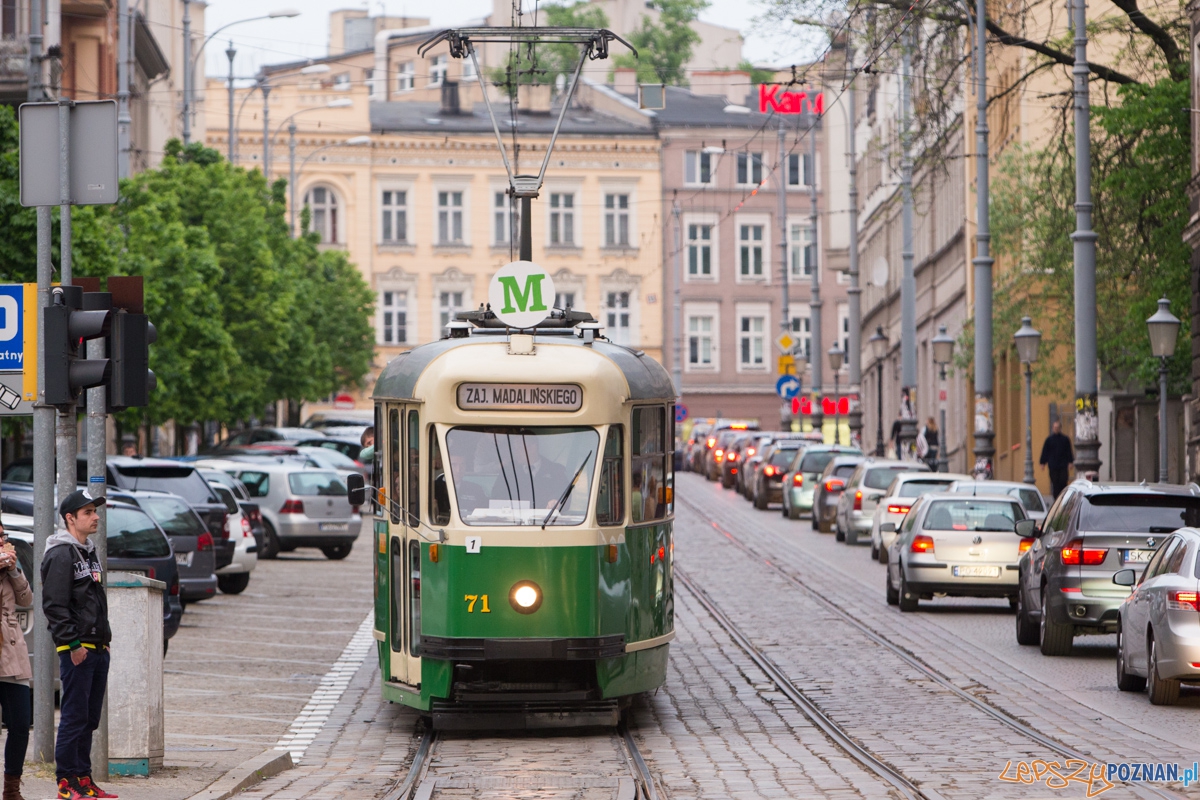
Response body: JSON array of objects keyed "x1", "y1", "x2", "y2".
[{"x1": 202, "y1": 0, "x2": 826, "y2": 82}]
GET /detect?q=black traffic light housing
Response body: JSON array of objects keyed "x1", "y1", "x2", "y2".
[
  {"x1": 107, "y1": 311, "x2": 157, "y2": 410},
  {"x1": 43, "y1": 285, "x2": 111, "y2": 408}
]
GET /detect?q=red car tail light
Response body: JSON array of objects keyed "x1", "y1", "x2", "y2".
[
  {"x1": 1169, "y1": 591, "x2": 1200, "y2": 611},
  {"x1": 1061, "y1": 539, "x2": 1108, "y2": 566},
  {"x1": 911, "y1": 535, "x2": 935, "y2": 554},
  {"x1": 886, "y1": 504, "x2": 911, "y2": 515},
  {"x1": 280, "y1": 499, "x2": 305, "y2": 514},
  {"x1": 746, "y1": 447, "x2": 756, "y2": 456},
  {"x1": 1019, "y1": 537, "x2": 1035, "y2": 554},
  {"x1": 793, "y1": 474, "x2": 804, "y2": 486},
  {"x1": 707, "y1": 437, "x2": 716, "y2": 448},
  {"x1": 763, "y1": 466, "x2": 776, "y2": 477},
  {"x1": 197, "y1": 533, "x2": 214, "y2": 552},
  {"x1": 241, "y1": 518, "x2": 252, "y2": 537},
  {"x1": 169, "y1": 577, "x2": 179, "y2": 596},
  {"x1": 853, "y1": 490, "x2": 863, "y2": 511},
  {"x1": 727, "y1": 452, "x2": 738, "y2": 461},
  {"x1": 824, "y1": 478, "x2": 845, "y2": 492}
]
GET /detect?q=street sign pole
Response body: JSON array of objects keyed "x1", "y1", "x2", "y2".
[{"x1": 31, "y1": 204, "x2": 54, "y2": 764}]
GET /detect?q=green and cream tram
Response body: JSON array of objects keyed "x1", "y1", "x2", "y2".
[{"x1": 356, "y1": 307, "x2": 675, "y2": 727}]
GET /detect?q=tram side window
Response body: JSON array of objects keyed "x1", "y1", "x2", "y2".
[
  {"x1": 430, "y1": 431, "x2": 451, "y2": 525},
  {"x1": 390, "y1": 538, "x2": 403, "y2": 652},
  {"x1": 666, "y1": 405, "x2": 675, "y2": 515},
  {"x1": 373, "y1": 404, "x2": 383, "y2": 501},
  {"x1": 407, "y1": 411, "x2": 420, "y2": 527},
  {"x1": 389, "y1": 409, "x2": 401, "y2": 524},
  {"x1": 597, "y1": 426, "x2": 624, "y2": 526},
  {"x1": 632, "y1": 407, "x2": 666, "y2": 522},
  {"x1": 409, "y1": 539, "x2": 422, "y2": 655}
]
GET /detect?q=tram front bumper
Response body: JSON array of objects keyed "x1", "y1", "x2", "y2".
[{"x1": 420, "y1": 634, "x2": 626, "y2": 661}]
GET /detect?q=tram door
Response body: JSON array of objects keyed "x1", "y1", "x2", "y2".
[{"x1": 387, "y1": 406, "x2": 423, "y2": 686}]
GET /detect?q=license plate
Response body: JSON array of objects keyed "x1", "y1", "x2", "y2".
[
  {"x1": 953, "y1": 565, "x2": 1001, "y2": 578},
  {"x1": 319, "y1": 523, "x2": 349, "y2": 532},
  {"x1": 1123, "y1": 549, "x2": 1155, "y2": 563},
  {"x1": 16, "y1": 611, "x2": 27, "y2": 629},
  {"x1": 175, "y1": 552, "x2": 192, "y2": 567}
]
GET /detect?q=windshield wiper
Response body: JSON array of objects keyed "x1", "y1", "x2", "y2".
[{"x1": 542, "y1": 452, "x2": 593, "y2": 529}]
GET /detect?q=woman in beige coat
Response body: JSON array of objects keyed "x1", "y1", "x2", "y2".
[{"x1": 0, "y1": 521, "x2": 32, "y2": 800}]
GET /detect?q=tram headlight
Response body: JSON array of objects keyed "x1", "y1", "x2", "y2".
[{"x1": 509, "y1": 580, "x2": 543, "y2": 614}]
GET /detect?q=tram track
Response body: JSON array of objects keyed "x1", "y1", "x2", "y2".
[{"x1": 677, "y1": 491, "x2": 1192, "y2": 800}]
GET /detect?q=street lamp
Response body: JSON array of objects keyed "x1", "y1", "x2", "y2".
[
  {"x1": 828, "y1": 343, "x2": 844, "y2": 445},
  {"x1": 282, "y1": 98, "x2": 355, "y2": 235},
  {"x1": 1013, "y1": 317, "x2": 1041, "y2": 485},
  {"x1": 1146, "y1": 298, "x2": 1180, "y2": 482},
  {"x1": 932, "y1": 324, "x2": 955, "y2": 473},
  {"x1": 868, "y1": 326, "x2": 888, "y2": 456}
]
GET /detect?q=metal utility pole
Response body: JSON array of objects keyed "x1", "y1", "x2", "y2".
[
  {"x1": 56, "y1": 100, "x2": 77, "y2": 513},
  {"x1": 672, "y1": 198, "x2": 682, "y2": 398},
  {"x1": 31, "y1": 205, "x2": 54, "y2": 763},
  {"x1": 809, "y1": 116, "x2": 824, "y2": 436},
  {"x1": 289, "y1": 122, "x2": 297, "y2": 234},
  {"x1": 898, "y1": 34, "x2": 917, "y2": 458},
  {"x1": 845, "y1": 47, "x2": 862, "y2": 448},
  {"x1": 226, "y1": 42, "x2": 237, "y2": 163},
  {"x1": 86, "y1": 296, "x2": 110, "y2": 779},
  {"x1": 182, "y1": 0, "x2": 192, "y2": 145},
  {"x1": 972, "y1": 0, "x2": 995, "y2": 479},
  {"x1": 27, "y1": 0, "x2": 42, "y2": 102},
  {"x1": 262, "y1": 81, "x2": 271, "y2": 179},
  {"x1": 117, "y1": 0, "x2": 131, "y2": 178},
  {"x1": 1071, "y1": 0, "x2": 1100, "y2": 477},
  {"x1": 777, "y1": 120, "x2": 790, "y2": 429}
]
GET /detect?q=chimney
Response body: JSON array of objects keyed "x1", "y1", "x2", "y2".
[
  {"x1": 441, "y1": 80, "x2": 460, "y2": 115},
  {"x1": 613, "y1": 67, "x2": 637, "y2": 97}
]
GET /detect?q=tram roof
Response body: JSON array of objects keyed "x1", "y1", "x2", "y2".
[{"x1": 373, "y1": 335, "x2": 674, "y2": 403}]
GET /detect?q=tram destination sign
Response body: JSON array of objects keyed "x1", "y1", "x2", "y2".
[{"x1": 457, "y1": 383, "x2": 583, "y2": 412}]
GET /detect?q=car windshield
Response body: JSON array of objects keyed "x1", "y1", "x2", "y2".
[
  {"x1": 835, "y1": 463, "x2": 859, "y2": 478},
  {"x1": 924, "y1": 499, "x2": 1022, "y2": 531},
  {"x1": 800, "y1": 452, "x2": 835, "y2": 473},
  {"x1": 300, "y1": 447, "x2": 357, "y2": 469},
  {"x1": 769, "y1": 448, "x2": 799, "y2": 468},
  {"x1": 1078, "y1": 495, "x2": 1200, "y2": 533},
  {"x1": 116, "y1": 467, "x2": 217, "y2": 505},
  {"x1": 106, "y1": 507, "x2": 172, "y2": 558},
  {"x1": 897, "y1": 479, "x2": 956, "y2": 498},
  {"x1": 138, "y1": 497, "x2": 207, "y2": 536},
  {"x1": 287, "y1": 472, "x2": 348, "y2": 496},
  {"x1": 865, "y1": 467, "x2": 911, "y2": 489},
  {"x1": 445, "y1": 426, "x2": 599, "y2": 526}
]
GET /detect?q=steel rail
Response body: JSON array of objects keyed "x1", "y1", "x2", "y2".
[
  {"x1": 380, "y1": 727, "x2": 436, "y2": 800},
  {"x1": 618, "y1": 721, "x2": 659, "y2": 800}
]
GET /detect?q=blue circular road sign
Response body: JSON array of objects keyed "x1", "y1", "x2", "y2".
[{"x1": 776, "y1": 375, "x2": 801, "y2": 400}]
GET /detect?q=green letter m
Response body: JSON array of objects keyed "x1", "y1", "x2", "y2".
[{"x1": 498, "y1": 275, "x2": 548, "y2": 314}]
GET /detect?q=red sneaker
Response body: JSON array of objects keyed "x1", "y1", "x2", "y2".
[
  {"x1": 76, "y1": 777, "x2": 117, "y2": 799},
  {"x1": 57, "y1": 779, "x2": 85, "y2": 800}
]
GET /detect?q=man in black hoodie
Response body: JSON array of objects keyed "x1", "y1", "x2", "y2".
[{"x1": 42, "y1": 491, "x2": 117, "y2": 800}]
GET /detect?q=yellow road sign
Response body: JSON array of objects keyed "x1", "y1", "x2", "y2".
[
  {"x1": 778, "y1": 354, "x2": 796, "y2": 375},
  {"x1": 775, "y1": 332, "x2": 796, "y2": 353}
]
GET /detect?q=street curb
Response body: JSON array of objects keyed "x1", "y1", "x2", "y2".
[{"x1": 185, "y1": 749, "x2": 294, "y2": 800}]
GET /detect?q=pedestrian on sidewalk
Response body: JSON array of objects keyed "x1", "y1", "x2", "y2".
[
  {"x1": 42, "y1": 491, "x2": 118, "y2": 800},
  {"x1": 0, "y1": 519, "x2": 32, "y2": 800},
  {"x1": 1039, "y1": 420, "x2": 1074, "y2": 499},
  {"x1": 918, "y1": 417, "x2": 940, "y2": 471}
]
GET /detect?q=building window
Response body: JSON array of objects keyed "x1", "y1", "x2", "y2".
[
  {"x1": 688, "y1": 316, "x2": 713, "y2": 366},
  {"x1": 304, "y1": 185, "x2": 339, "y2": 244},
  {"x1": 787, "y1": 153, "x2": 815, "y2": 187},
  {"x1": 739, "y1": 224, "x2": 765, "y2": 278},
  {"x1": 737, "y1": 152, "x2": 763, "y2": 185},
  {"x1": 687, "y1": 224, "x2": 712, "y2": 278},
  {"x1": 439, "y1": 291, "x2": 465, "y2": 332},
  {"x1": 437, "y1": 191, "x2": 464, "y2": 244},
  {"x1": 555, "y1": 291, "x2": 576, "y2": 310},
  {"x1": 462, "y1": 57, "x2": 477, "y2": 80},
  {"x1": 604, "y1": 193, "x2": 630, "y2": 247},
  {"x1": 549, "y1": 193, "x2": 575, "y2": 245},
  {"x1": 838, "y1": 303, "x2": 850, "y2": 356},
  {"x1": 429, "y1": 55, "x2": 447, "y2": 86},
  {"x1": 739, "y1": 316, "x2": 765, "y2": 368},
  {"x1": 381, "y1": 290, "x2": 408, "y2": 344},
  {"x1": 381, "y1": 190, "x2": 407, "y2": 243},
  {"x1": 790, "y1": 224, "x2": 815, "y2": 278},
  {"x1": 396, "y1": 61, "x2": 414, "y2": 93},
  {"x1": 791, "y1": 315, "x2": 811, "y2": 361},
  {"x1": 605, "y1": 291, "x2": 631, "y2": 344},
  {"x1": 493, "y1": 191, "x2": 519, "y2": 245},
  {"x1": 685, "y1": 151, "x2": 714, "y2": 185}
]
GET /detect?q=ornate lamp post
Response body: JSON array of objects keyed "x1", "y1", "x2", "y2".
[
  {"x1": 828, "y1": 343, "x2": 844, "y2": 445},
  {"x1": 1146, "y1": 298, "x2": 1180, "y2": 482},
  {"x1": 931, "y1": 325, "x2": 955, "y2": 473},
  {"x1": 868, "y1": 326, "x2": 888, "y2": 456},
  {"x1": 1013, "y1": 317, "x2": 1041, "y2": 485}
]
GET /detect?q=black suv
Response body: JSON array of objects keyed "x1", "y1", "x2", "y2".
[{"x1": 1015, "y1": 480, "x2": 1200, "y2": 656}]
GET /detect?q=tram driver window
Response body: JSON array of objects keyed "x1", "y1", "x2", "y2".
[
  {"x1": 389, "y1": 409, "x2": 401, "y2": 524},
  {"x1": 430, "y1": 432, "x2": 451, "y2": 525},
  {"x1": 597, "y1": 426, "x2": 624, "y2": 526},
  {"x1": 632, "y1": 407, "x2": 666, "y2": 523}
]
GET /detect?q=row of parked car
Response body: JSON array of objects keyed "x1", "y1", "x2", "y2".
[
  {"x1": 685, "y1": 421, "x2": 1200, "y2": 706},
  {"x1": 0, "y1": 411, "x2": 369, "y2": 651}
]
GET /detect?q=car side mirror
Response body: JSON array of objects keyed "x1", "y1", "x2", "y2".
[
  {"x1": 880, "y1": 522, "x2": 896, "y2": 533},
  {"x1": 346, "y1": 473, "x2": 366, "y2": 507},
  {"x1": 1112, "y1": 569, "x2": 1136, "y2": 587},
  {"x1": 1015, "y1": 519, "x2": 1037, "y2": 538}
]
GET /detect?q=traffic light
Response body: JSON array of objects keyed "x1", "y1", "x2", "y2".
[
  {"x1": 43, "y1": 286, "x2": 111, "y2": 408},
  {"x1": 107, "y1": 310, "x2": 156, "y2": 410}
]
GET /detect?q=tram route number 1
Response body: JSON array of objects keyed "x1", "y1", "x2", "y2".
[{"x1": 464, "y1": 595, "x2": 492, "y2": 613}]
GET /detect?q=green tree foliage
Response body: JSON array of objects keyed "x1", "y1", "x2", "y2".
[
  {"x1": 488, "y1": 2, "x2": 610, "y2": 96},
  {"x1": 613, "y1": 0, "x2": 709, "y2": 86},
  {"x1": 990, "y1": 77, "x2": 1190, "y2": 396}
]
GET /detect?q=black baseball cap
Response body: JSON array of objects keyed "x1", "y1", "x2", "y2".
[{"x1": 58, "y1": 490, "x2": 106, "y2": 521}]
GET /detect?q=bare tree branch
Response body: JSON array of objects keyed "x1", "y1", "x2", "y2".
[{"x1": 1104, "y1": 0, "x2": 1182, "y2": 75}]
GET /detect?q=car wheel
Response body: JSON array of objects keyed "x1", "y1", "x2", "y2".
[
  {"x1": 260, "y1": 521, "x2": 281, "y2": 560},
  {"x1": 846, "y1": 527, "x2": 858, "y2": 546},
  {"x1": 321, "y1": 543, "x2": 354, "y2": 560},
  {"x1": 1115, "y1": 624, "x2": 1146, "y2": 692},
  {"x1": 1039, "y1": 587, "x2": 1073, "y2": 656},
  {"x1": 217, "y1": 573, "x2": 250, "y2": 595},
  {"x1": 789, "y1": 503, "x2": 801, "y2": 521},
  {"x1": 811, "y1": 511, "x2": 819, "y2": 530},
  {"x1": 722, "y1": 474, "x2": 734, "y2": 489},
  {"x1": 870, "y1": 543, "x2": 879, "y2": 560},
  {"x1": 898, "y1": 568, "x2": 919, "y2": 612},
  {"x1": 754, "y1": 487, "x2": 768, "y2": 510},
  {"x1": 878, "y1": 546, "x2": 888, "y2": 565},
  {"x1": 1014, "y1": 587, "x2": 1039, "y2": 646},
  {"x1": 886, "y1": 569, "x2": 899, "y2": 606},
  {"x1": 1147, "y1": 634, "x2": 1180, "y2": 705},
  {"x1": 781, "y1": 503, "x2": 789, "y2": 518},
  {"x1": 835, "y1": 523, "x2": 845, "y2": 542}
]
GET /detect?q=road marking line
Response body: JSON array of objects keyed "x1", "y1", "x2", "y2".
[{"x1": 274, "y1": 613, "x2": 374, "y2": 764}]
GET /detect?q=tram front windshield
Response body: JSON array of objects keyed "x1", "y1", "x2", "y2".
[{"x1": 445, "y1": 426, "x2": 600, "y2": 526}]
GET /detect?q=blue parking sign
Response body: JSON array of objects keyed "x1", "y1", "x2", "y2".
[{"x1": 0, "y1": 285, "x2": 23, "y2": 372}]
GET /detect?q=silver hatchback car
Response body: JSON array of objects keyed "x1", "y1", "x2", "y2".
[{"x1": 231, "y1": 465, "x2": 362, "y2": 560}]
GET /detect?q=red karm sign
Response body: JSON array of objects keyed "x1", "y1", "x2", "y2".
[{"x1": 759, "y1": 84, "x2": 824, "y2": 115}]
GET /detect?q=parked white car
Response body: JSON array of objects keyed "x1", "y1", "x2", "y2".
[
  {"x1": 947, "y1": 480, "x2": 1048, "y2": 525},
  {"x1": 871, "y1": 472, "x2": 973, "y2": 562},
  {"x1": 210, "y1": 483, "x2": 257, "y2": 594}
]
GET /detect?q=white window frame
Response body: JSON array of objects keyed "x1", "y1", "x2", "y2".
[
  {"x1": 396, "y1": 61, "x2": 414, "y2": 93},
  {"x1": 461, "y1": 57, "x2": 477, "y2": 80},
  {"x1": 737, "y1": 152, "x2": 764, "y2": 186},
  {"x1": 435, "y1": 187, "x2": 468, "y2": 245},
  {"x1": 736, "y1": 215, "x2": 770, "y2": 283},
  {"x1": 303, "y1": 184, "x2": 341, "y2": 244},
  {"x1": 684, "y1": 214, "x2": 718, "y2": 281},
  {"x1": 602, "y1": 189, "x2": 634, "y2": 248},
  {"x1": 736, "y1": 303, "x2": 770, "y2": 373},
  {"x1": 431, "y1": 271, "x2": 473, "y2": 339},
  {"x1": 547, "y1": 191, "x2": 578, "y2": 247},
  {"x1": 787, "y1": 152, "x2": 816, "y2": 189},
  {"x1": 684, "y1": 150, "x2": 715, "y2": 186},
  {"x1": 837, "y1": 302, "x2": 850, "y2": 360},
  {"x1": 552, "y1": 269, "x2": 586, "y2": 311},
  {"x1": 790, "y1": 310, "x2": 812, "y2": 363},
  {"x1": 380, "y1": 187, "x2": 409, "y2": 244},
  {"x1": 492, "y1": 188, "x2": 519, "y2": 246},
  {"x1": 790, "y1": 223, "x2": 816, "y2": 280},
  {"x1": 379, "y1": 288, "x2": 410, "y2": 346},
  {"x1": 429, "y1": 54, "x2": 447, "y2": 87},
  {"x1": 685, "y1": 302, "x2": 720, "y2": 373}
]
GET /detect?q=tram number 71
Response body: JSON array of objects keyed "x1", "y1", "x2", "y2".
[{"x1": 464, "y1": 594, "x2": 492, "y2": 613}]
